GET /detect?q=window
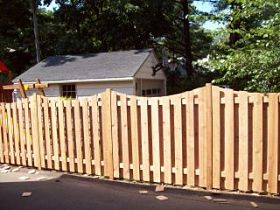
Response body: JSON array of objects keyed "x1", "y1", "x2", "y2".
[
  {"x1": 157, "y1": 89, "x2": 161, "y2": 94},
  {"x1": 61, "y1": 84, "x2": 76, "y2": 98},
  {"x1": 141, "y1": 88, "x2": 161, "y2": 96},
  {"x1": 142, "y1": 90, "x2": 146, "y2": 96}
]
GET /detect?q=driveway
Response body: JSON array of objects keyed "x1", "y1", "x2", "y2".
[{"x1": 0, "y1": 165, "x2": 279, "y2": 210}]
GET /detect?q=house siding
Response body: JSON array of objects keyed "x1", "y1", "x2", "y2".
[
  {"x1": 134, "y1": 52, "x2": 166, "y2": 96},
  {"x1": 44, "y1": 84, "x2": 61, "y2": 97},
  {"x1": 134, "y1": 52, "x2": 165, "y2": 80},
  {"x1": 135, "y1": 79, "x2": 165, "y2": 96},
  {"x1": 23, "y1": 84, "x2": 60, "y2": 97},
  {"x1": 76, "y1": 81, "x2": 134, "y2": 97},
  {"x1": 25, "y1": 81, "x2": 134, "y2": 98}
]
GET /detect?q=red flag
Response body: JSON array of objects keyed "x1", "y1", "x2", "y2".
[{"x1": 0, "y1": 59, "x2": 10, "y2": 74}]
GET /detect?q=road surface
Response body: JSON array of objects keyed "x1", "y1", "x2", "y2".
[{"x1": 0, "y1": 165, "x2": 279, "y2": 210}]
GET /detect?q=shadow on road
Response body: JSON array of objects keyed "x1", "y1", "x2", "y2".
[{"x1": 0, "y1": 174, "x2": 279, "y2": 210}]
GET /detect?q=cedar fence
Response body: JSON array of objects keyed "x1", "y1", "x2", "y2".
[{"x1": 0, "y1": 84, "x2": 279, "y2": 194}]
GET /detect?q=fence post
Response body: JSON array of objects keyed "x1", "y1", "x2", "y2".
[
  {"x1": 204, "y1": 83, "x2": 213, "y2": 189},
  {"x1": 30, "y1": 93, "x2": 41, "y2": 170},
  {"x1": 101, "y1": 89, "x2": 114, "y2": 179}
]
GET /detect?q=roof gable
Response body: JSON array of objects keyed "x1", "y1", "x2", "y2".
[{"x1": 13, "y1": 49, "x2": 153, "y2": 83}]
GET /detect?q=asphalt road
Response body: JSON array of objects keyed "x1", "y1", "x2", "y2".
[{"x1": 0, "y1": 173, "x2": 279, "y2": 210}]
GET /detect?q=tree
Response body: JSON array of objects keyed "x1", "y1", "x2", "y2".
[
  {"x1": 210, "y1": 0, "x2": 280, "y2": 92},
  {"x1": 31, "y1": 0, "x2": 41, "y2": 63},
  {"x1": 1, "y1": 0, "x2": 213, "y2": 91},
  {"x1": 153, "y1": 0, "x2": 213, "y2": 92},
  {"x1": 0, "y1": 0, "x2": 34, "y2": 78},
  {"x1": 153, "y1": 0, "x2": 218, "y2": 77},
  {"x1": 182, "y1": 0, "x2": 194, "y2": 77}
]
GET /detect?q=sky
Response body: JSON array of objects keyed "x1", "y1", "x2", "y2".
[
  {"x1": 193, "y1": 1, "x2": 224, "y2": 30},
  {"x1": 43, "y1": 1, "x2": 223, "y2": 30}
]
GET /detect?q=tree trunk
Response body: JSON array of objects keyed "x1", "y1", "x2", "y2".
[
  {"x1": 31, "y1": 0, "x2": 40, "y2": 63},
  {"x1": 182, "y1": 0, "x2": 194, "y2": 77}
]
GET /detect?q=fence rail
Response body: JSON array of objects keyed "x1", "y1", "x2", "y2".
[{"x1": 0, "y1": 84, "x2": 279, "y2": 194}]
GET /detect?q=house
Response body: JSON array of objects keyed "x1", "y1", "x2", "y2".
[{"x1": 13, "y1": 49, "x2": 166, "y2": 98}]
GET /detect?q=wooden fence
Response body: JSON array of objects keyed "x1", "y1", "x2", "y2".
[{"x1": 0, "y1": 84, "x2": 279, "y2": 194}]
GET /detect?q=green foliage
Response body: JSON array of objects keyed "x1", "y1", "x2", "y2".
[
  {"x1": 210, "y1": 0, "x2": 280, "y2": 92},
  {"x1": 166, "y1": 69, "x2": 217, "y2": 94},
  {"x1": 59, "y1": 96, "x2": 72, "y2": 101},
  {"x1": 153, "y1": 1, "x2": 213, "y2": 60}
]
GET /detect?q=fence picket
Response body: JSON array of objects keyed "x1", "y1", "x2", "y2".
[
  {"x1": 252, "y1": 94, "x2": 264, "y2": 192},
  {"x1": 51, "y1": 100, "x2": 60, "y2": 170},
  {"x1": 23, "y1": 99, "x2": 32, "y2": 166},
  {"x1": 43, "y1": 97, "x2": 52, "y2": 169},
  {"x1": 101, "y1": 89, "x2": 113, "y2": 179},
  {"x1": 162, "y1": 97, "x2": 172, "y2": 184},
  {"x1": 30, "y1": 94, "x2": 41, "y2": 169},
  {"x1": 58, "y1": 100, "x2": 67, "y2": 171},
  {"x1": 238, "y1": 92, "x2": 249, "y2": 192},
  {"x1": 130, "y1": 96, "x2": 140, "y2": 181},
  {"x1": 224, "y1": 89, "x2": 235, "y2": 190},
  {"x1": 0, "y1": 104, "x2": 4, "y2": 163},
  {"x1": 6, "y1": 103, "x2": 15, "y2": 164},
  {"x1": 140, "y1": 97, "x2": 150, "y2": 182},
  {"x1": 198, "y1": 88, "x2": 205, "y2": 187},
  {"x1": 37, "y1": 96, "x2": 45, "y2": 168},
  {"x1": 205, "y1": 84, "x2": 213, "y2": 189},
  {"x1": 65, "y1": 100, "x2": 75, "y2": 172},
  {"x1": 17, "y1": 100, "x2": 26, "y2": 166},
  {"x1": 91, "y1": 96, "x2": 101, "y2": 176},
  {"x1": 150, "y1": 98, "x2": 161, "y2": 183},
  {"x1": 267, "y1": 94, "x2": 279, "y2": 194},
  {"x1": 120, "y1": 94, "x2": 130, "y2": 179},
  {"x1": 212, "y1": 87, "x2": 221, "y2": 189},
  {"x1": 82, "y1": 99, "x2": 92, "y2": 174},
  {"x1": 1, "y1": 104, "x2": 9, "y2": 164},
  {"x1": 186, "y1": 92, "x2": 195, "y2": 186},
  {"x1": 74, "y1": 99, "x2": 83, "y2": 173},
  {"x1": 12, "y1": 102, "x2": 20, "y2": 165},
  {"x1": 111, "y1": 92, "x2": 119, "y2": 178},
  {"x1": 173, "y1": 95, "x2": 183, "y2": 185}
]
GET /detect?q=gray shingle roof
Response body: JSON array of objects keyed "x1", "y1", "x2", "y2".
[{"x1": 13, "y1": 49, "x2": 153, "y2": 83}]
